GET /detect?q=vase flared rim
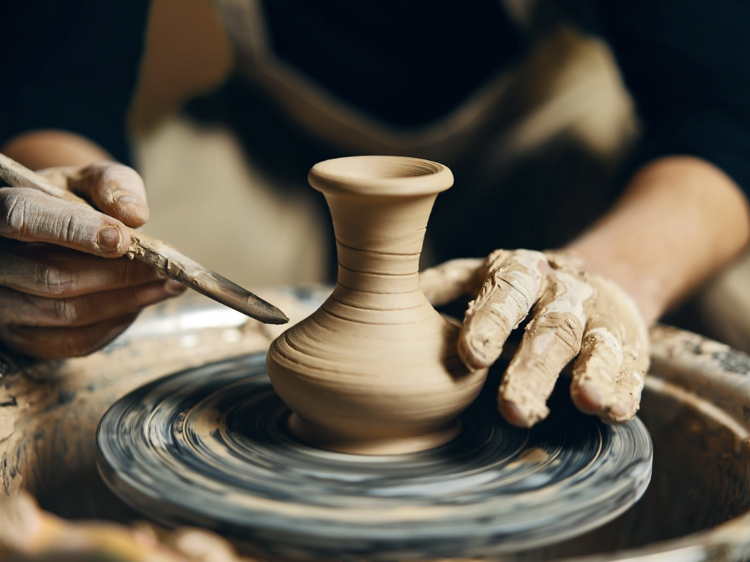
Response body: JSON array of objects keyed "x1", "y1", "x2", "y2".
[{"x1": 308, "y1": 156, "x2": 453, "y2": 197}]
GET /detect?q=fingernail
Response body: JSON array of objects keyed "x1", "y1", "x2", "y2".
[
  {"x1": 116, "y1": 193, "x2": 146, "y2": 206},
  {"x1": 118, "y1": 196, "x2": 141, "y2": 205},
  {"x1": 164, "y1": 279, "x2": 186, "y2": 295},
  {"x1": 96, "y1": 226, "x2": 122, "y2": 253}
]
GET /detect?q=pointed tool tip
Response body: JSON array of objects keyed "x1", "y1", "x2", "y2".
[
  {"x1": 266, "y1": 308, "x2": 290, "y2": 325},
  {"x1": 246, "y1": 297, "x2": 289, "y2": 325}
]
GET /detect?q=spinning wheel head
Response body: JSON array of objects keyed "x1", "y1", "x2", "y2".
[{"x1": 97, "y1": 353, "x2": 652, "y2": 560}]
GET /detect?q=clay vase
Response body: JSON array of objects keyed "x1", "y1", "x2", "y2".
[{"x1": 266, "y1": 156, "x2": 489, "y2": 455}]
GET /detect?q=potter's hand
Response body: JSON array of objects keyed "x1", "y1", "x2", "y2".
[
  {"x1": 420, "y1": 250, "x2": 649, "y2": 427},
  {"x1": 0, "y1": 162, "x2": 184, "y2": 359}
]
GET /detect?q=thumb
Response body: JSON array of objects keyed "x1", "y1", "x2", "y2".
[
  {"x1": 67, "y1": 162, "x2": 149, "y2": 228},
  {"x1": 419, "y1": 258, "x2": 485, "y2": 306}
]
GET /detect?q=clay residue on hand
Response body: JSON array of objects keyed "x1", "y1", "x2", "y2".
[
  {"x1": 458, "y1": 250, "x2": 546, "y2": 371},
  {"x1": 424, "y1": 248, "x2": 650, "y2": 428},
  {"x1": 498, "y1": 270, "x2": 591, "y2": 427},
  {"x1": 419, "y1": 258, "x2": 485, "y2": 306},
  {"x1": 571, "y1": 274, "x2": 649, "y2": 423}
]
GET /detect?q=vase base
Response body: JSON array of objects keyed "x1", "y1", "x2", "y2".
[{"x1": 288, "y1": 413, "x2": 462, "y2": 455}]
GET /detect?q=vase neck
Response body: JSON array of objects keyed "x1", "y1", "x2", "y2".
[{"x1": 325, "y1": 192, "x2": 437, "y2": 294}]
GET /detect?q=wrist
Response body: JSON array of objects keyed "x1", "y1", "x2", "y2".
[
  {"x1": 561, "y1": 157, "x2": 750, "y2": 326},
  {"x1": 558, "y1": 244, "x2": 664, "y2": 326}
]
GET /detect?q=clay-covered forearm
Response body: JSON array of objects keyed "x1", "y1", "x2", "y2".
[
  {"x1": 1, "y1": 130, "x2": 113, "y2": 170},
  {"x1": 566, "y1": 156, "x2": 750, "y2": 325}
]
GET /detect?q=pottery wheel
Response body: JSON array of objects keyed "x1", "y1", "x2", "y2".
[{"x1": 97, "y1": 353, "x2": 652, "y2": 560}]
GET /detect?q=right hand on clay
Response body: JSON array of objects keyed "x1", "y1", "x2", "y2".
[
  {"x1": 420, "y1": 249, "x2": 649, "y2": 428},
  {"x1": 0, "y1": 162, "x2": 185, "y2": 360}
]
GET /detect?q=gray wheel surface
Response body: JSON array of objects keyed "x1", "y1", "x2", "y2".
[{"x1": 97, "y1": 353, "x2": 652, "y2": 560}]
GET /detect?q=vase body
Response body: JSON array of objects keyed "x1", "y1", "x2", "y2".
[{"x1": 266, "y1": 156, "x2": 488, "y2": 454}]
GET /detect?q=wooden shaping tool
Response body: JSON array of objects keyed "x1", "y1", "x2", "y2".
[{"x1": 0, "y1": 153, "x2": 288, "y2": 325}]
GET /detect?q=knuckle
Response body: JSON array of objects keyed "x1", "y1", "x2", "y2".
[
  {"x1": 486, "y1": 249, "x2": 512, "y2": 269},
  {"x1": 34, "y1": 262, "x2": 76, "y2": 296},
  {"x1": 106, "y1": 163, "x2": 134, "y2": 178},
  {"x1": 0, "y1": 190, "x2": 29, "y2": 237},
  {"x1": 555, "y1": 316, "x2": 583, "y2": 352},
  {"x1": 125, "y1": 286, "x2": 143, "y2": 309},
  {"x1": 36, "y1": 168, "x2": 70, "y2": 188},
  {"x1": 532, "y1": 312, "x2": 583, "y2": 356},
  {"x1": 97, "y1": 163, "x2": 119, "y2": 183},
  {"x1": 101, "y1": 163, "x2": 141, "y2": 189},
  {"x1": 53, "y1": 297, "x2": 84, "y2": 324},
  {"x1": 81, "y1": 161, "x2": 110, "y2": 177},
  {"x1": 119, "y1": 259, "x2": 138, "y2": 285}
]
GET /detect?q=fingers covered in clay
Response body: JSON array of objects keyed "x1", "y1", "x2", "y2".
[
  {"x1": 498, "y1": 271, "x2": 588, "y2": 427},
  {"x1": 570, "y1": 276, "x2": 649, "y2": 424},
  {"x1": 459, "y1": 249, "x2": 650, "y2": 427},
  {"x1": 458, "y1": 250, "x2": 546, "y2": 370},
  {"x1": 419, "y1": 257, "x2": 485, "y2": 306}
]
